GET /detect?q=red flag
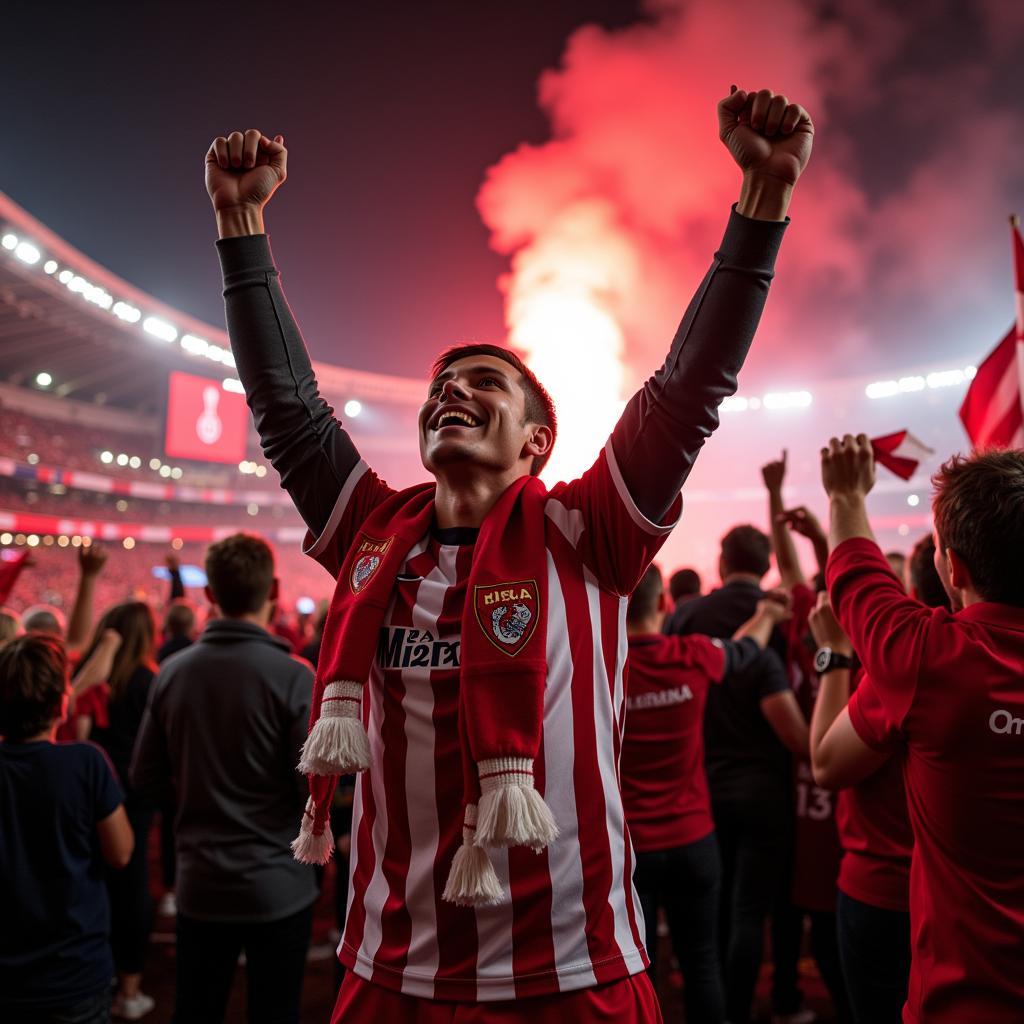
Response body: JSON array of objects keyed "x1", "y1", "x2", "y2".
[
  {"x1": 958, "y1": 216, "x2": 1024, "y2": 449},
  {"x1": 871, "y1": 430, "x2": 934, "y2": 480}
]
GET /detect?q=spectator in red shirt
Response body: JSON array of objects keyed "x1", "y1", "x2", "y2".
[
  {"x1": 809, "y1": 533, "x2": 950, "y2": 1024},
  {"x1": 622, "y1": 566, "x2": 789, "y2": 1023},
  {"x1": 761, "y1": 452, "x2": 849, "y2": 1024},
  {"x1": 811, "y1": 438, "x2": 1024, "y2": 1024}
]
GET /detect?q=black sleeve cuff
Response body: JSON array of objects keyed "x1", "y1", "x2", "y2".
[
  {"x1": 215, "y1": 233, "x2": 276, "y2": 280},
  {"x1": 717, "y1": 204, "x2": 788, "y2": 270}
]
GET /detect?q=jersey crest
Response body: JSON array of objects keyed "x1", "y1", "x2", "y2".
[
  {"x1": 349, "y1": 533, "x2": 393, "y2": 594},
  {"x1": 473, "y1": 579, "x2": 540, "y2": 656}
]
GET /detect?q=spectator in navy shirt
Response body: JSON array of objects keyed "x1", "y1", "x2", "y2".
[{"x1": 0, "y1": 634, "x2": 134, "y2": 1024}]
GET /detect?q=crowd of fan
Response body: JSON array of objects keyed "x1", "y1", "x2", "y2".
[
  {"x1": 0, "y1": 404, "x2": 274, "y2": 490},
  {"x1": 1, "y1": 438, "x2": 1022, "y2": 1024}
]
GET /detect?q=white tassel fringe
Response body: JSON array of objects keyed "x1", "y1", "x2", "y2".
[
  {"x1": 297, "y1": 681, "x2": 370, "y2": 776},
  {"x1": 476, "y1": 782, "x2": 558, "y2": 851},
  {"x1": 291, "y1": 801, "x2": 335, "y2": 865},
  {"x1": 442, "y1": 843, "x2": 504, "y2": 907}
]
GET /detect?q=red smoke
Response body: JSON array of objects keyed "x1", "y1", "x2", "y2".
[{"x1": 476, "y1": 0, "x2": 1024, "y2": 577}]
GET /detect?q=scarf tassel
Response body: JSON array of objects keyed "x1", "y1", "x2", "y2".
[
  {"x1": 475, "y1": 758, "x2": 558, "y2": 852},
  {"x1": 291, "y1": 797, "x2": 335, "y2": 865},
  {"x1": 297, "y1": 681, "x2": 371, "y2": 776},
  {"x1": 442, "y1": 805, "x2": 504, "y2": 907}
]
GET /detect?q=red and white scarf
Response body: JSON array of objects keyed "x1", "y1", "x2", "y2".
[{"x1": 291, "y1": 476, "x2": 557, "y2": 905}]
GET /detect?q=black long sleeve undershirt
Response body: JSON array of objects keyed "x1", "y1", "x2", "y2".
[{"x1": 217, "y1": 207, "x2": 785, "y2": 533}]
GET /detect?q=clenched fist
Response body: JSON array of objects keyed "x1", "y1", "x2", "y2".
[
  {"x1": 718, "y1": 87, "x2": 814, "y2": 186},
  {"x1": 205, "y1": 130, "x2": 288, "y2": 236}
]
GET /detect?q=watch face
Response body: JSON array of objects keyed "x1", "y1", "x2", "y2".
[{"x1": 814, "y1": 647, "x2": 832, "y2": 673}]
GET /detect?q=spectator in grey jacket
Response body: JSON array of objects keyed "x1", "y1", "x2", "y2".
[{"x1": 132, "y1": 533, "x2": 316, "y2": 1024}]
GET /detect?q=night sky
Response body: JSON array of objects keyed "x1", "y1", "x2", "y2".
[{"x1": 3, "y1": 1, "x2": 643, "y2": 375}]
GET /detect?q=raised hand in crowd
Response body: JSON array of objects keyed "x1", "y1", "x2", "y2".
[
  {"x1": 67, "y1": 542, "x2": 109, "y2": 652},
  {"x1": 820, "y1": 434, "x2": 877, "y2": 549},
  {"x1": 778, "y1": 504, "x2": 830, "y2": 581},
  {"x1": 808, "y1": 592, "x2": 852, "y2": 658},
  {"x1": 761, "y1": 449, "x2": 808, "y2": 589}
]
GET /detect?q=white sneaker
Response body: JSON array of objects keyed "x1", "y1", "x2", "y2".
[
  {"x1": 111, "y1": 992, "x2": 156, "y2": 1020},
  {"x1": 157, "y1": 891, "x2": 177, "y2": 917}
]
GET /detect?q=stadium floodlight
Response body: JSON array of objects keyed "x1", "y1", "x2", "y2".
[
  {"x1": 113, "y1": 301, "x2": 142, "y2": 323},
  {"x1": 143, "y1": 316, "x2": 177, "y2": 342},
  {"x1": 27, "y1": 535, "x2": 40, "y2": 547},
  {"x1": 222, "y1": 377, "x2": 244, "y2": 394},
  {"x1": 149, "y1": 458, "x2": 161, "y2": 470},
  {"x1": 181, "y1": 333, "x2": 210, "y2": 356},
  {"x1": 15, "y1": 242, "x2": 41, "y2": 265},
  {"x1": 344, "y1": 399, "x2": 363, "y2": 418},
  {"x1": 159, "y1": 465, "x2": 172, "y2": 478},
  {"x1": 116, "y1": 453, "x2": 129, "y2": 466},
  {"x1": 1, "y1": 233, "x2": 17, "y2": 250},
  {"x1": 907, "y1": 494, "x2": 920, "y2": 507},
  {"x1": 57, "y1": 535, "x2": 69, "y2": 547},
  {"x1": 58, "y1": 269, "x2": 74, "y2": 284},
  {"x1": 128, "y1": 456, "x2": 141, "y2": 469},
  {"x1": 100, "y1": 450, "x2": 114, "y2": 464},
  {"x1": 0, "y1": 533, "x2": 11, "y2": 545},
  {"x1": 720, "y1": 396, "x2": 749, "y2": 413},
  {"x1": 43, "y1": 260, "x2": 58, "y2": 274},
  {"x1": 171, "y1": 467, "x2": 183, "y2": 480},
  {"x1": 866, "y1": 379, "x2": 899, "y2": 399},
  {"x1": 247, "y1": 503, "x2": 259, "y2": 516},
  {"x1": 35, "y1": 372, "x2": 52, "y2": 388},
  {"x1": 255, "y1": 465, "x2": 267, "y2": 477},
  {"x1": 897, "y1": 375, "x2": 926, "y2": 393},
  {"x1": 763, "y1": 390, "x2": 813, "y2": 410},
  {"x1": 123, "y1": 537, "x2": 136, "y2": 550}
]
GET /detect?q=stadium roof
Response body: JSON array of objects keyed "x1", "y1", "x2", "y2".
[{"x1": 0, "y1": 191, "x2": 425, "y2": 415}]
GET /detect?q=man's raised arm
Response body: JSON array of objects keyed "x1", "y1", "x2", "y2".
[
  {"x1": 612, "y1": 88, "x2": 813, "y2": 523},
  {"x1": 206, "y1": 130, "x2": 362, "y2": 536}
]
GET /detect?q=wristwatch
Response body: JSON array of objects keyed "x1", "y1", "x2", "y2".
[{"x1": 814, "y1": 646, "x2": 854, "y2": 674}]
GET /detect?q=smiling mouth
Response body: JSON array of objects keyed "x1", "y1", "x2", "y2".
[{"x1": 433, "y1": 410, "x2": 482, "y2": 430}]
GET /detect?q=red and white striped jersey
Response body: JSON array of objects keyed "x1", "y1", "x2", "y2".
[{"x1": 304, "y1": 440, "x2": 680, "y2": 1000}]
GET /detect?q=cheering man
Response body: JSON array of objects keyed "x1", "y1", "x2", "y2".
[
  {"x1": 814, "y1": 437, "x2": 1024, "y2": 1022},
  {"x1": 205, "y1": 86, "x2": 812, "y2": 1022}
]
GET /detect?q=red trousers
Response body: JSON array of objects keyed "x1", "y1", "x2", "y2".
[{"x1": 330, "y1": 971, "x2": 663, "y2": 1023}]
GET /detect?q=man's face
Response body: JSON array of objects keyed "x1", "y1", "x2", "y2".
[{"x1": 419, "y1": 355, "x2": 538, "y2": 475}]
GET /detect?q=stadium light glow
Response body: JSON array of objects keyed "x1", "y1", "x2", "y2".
[
  {"x1": 171, "y1": 467, "x2": 183, "y2": 479},
  {"x1": 222, "y1": 377, "x2": 244, "y2": 394},
  {"x1": 181, "y1": 334, "x2": 210, "y2": 356},
  {"x1": 100, "y1": 450, "x2": 114, "y2": 464},
  {"x1": 255, "y1": 465, "x2": 267, "y2": 478},
  {"x1": 35, "y1": 372, "x2": 52, "y2": 387},
  {"x1": 763, "y1": 390, "x2": 813, "y2": 410},
  {"x1": 116, "y1": 453, "x2": 129, "y2": 466},
  {"x1": 866, "y1": 364, "x2": 977, "y2": 399},
  {"x1": 128, "y1": 456, "x2": 141, "y2": 469},
  {"x1": 143, "y1": 317, "x2": 177, "y2": 342},
  {"x1": 112, "y1": 301, "x2": 142, "y2": 323},
  {"x1": 2, "y1": 234, "x2": 17, "y2": 250},
  {"x1": 15, "y1": 242, "x2": 41, "y2": 265},
  {"x1": 907, "y1": 494, "x2": 920, "y2": 507},
  {"x1": 0, "y1": 533, "x2": 11, "y2": 545},
  {"x1": 149, "y1": 458, "x2": 161, "y2": 470},
  {"x1": 57, "y1": 535, "x2": 69, "y2": 547},
  {"x1": 720, "y1": 396, "x2": 749, "y2": 413},
  {"x1": 123, "y1": 537, "x2": 136, "y2": 550},
  {"x1": 58, "y1": 269, "x2": 74, "y2": 284},
  {"x1": 43, "y1": 260, "x2": 58, "y2": 274},
  {"x1": 344, "y1": 399, "x2": 362, "y2": 418}
]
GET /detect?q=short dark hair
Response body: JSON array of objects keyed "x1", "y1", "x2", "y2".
[
  {"x1": 205, "y1": 534, "x2": 276, "y2": 615},
  {"x1": 668, "y1": 568, "x2": 701, "y2": 602},
  {"x1": 429, "y1": 343, "x2": 557, "y2": 475},
  {"x1": 628, "y1": 565, "x2": 664, "y2": 623},
  {"x1": 908, "y1": 534, "x2": 951, "y2": 611},
  {"x1": 720, "y1": 524, "x2": 771, "y2": 578},
  {"x1": 932, "y1": 449, "x2": 1024, "y2": 606},
  {"x1": 0, "y1": 634, "x2": 68, "y2": 741},
  {"x1": 164, "y1": 599, "x2": 196, "y2": 639}
]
